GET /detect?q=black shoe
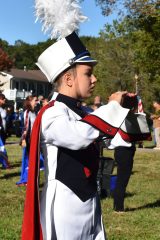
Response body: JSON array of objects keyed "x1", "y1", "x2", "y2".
[{"x1": 113, "y1": 204, "x2": 124, "y2": 212}]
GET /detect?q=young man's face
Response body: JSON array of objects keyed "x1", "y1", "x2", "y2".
[{"x1": 72, "y1": 64, "x2": 97, "y2": 99}]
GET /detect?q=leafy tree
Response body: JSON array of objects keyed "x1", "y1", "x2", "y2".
[
  {"x1": 100, "y1": 15, "x2": 159, "y2": 109},
  {"x1": 99, "y1": 20, "x2": 135, "y2": 92},
  {"x1": 93, "y1": 0, "x2": 159, "y2": 19},
  {"x1": 6, "y1": 38, "x2": 54, "y2": 70},
  {"x1": 0, "y1": 47, "x2": 13, "y2": 89},
  {"x1": 0, "y1": 47, "x2": 13, "y2": 71},
  {"x1": 81, "y1": 33, "x2": 135, "y2": 104},
  {"x1": 81, "y1": 0, "x2": 160, "y2": 110}
]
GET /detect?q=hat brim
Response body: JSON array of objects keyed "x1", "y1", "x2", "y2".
[{"x1": 75, "y1": 56, "x2": 97, "y2": 66}]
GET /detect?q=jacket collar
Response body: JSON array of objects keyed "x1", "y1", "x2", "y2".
[{"x1": 56, "y1": 93, "x2": 86, "y2": 117}]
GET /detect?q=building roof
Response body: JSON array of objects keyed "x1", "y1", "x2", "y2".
[{"x1": 3, "y1": 68, "x2": 48, "y2": 82}]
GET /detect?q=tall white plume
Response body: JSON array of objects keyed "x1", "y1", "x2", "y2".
[{"x1": 35, "y1": 0, "x2": 88, "y2": 40}]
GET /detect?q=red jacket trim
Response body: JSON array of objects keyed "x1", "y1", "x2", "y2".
[
  {"x1": 118, "y1": 129, "x2": 152, "y2": 142},
  {"x1": 81, "y1": 115, "x2": 118, "y2": 137},
  {"x1": 21, "y1": 100, "x2": 55, "y2": 240}
]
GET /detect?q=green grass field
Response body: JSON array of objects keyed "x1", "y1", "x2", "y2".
[{"x1": 0, "y1": 138, "x2": 160, "y2": 240}]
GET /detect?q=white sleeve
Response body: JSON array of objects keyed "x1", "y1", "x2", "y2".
[
  {"x1": 1, "y1": 109, "x2": 7, "y2": 130},
  {"x1": 81, "y1": 101, "x2": 129, "y2": 135},
  {"x1": 41, "y1": 104, "x2": 99, "y2": 150},
  {"x1": 0, "y1": 109, "x2": 6, "y2": 119},
  {"x1": 41, "y1": 101, "x2": 129, "y2": 150}
]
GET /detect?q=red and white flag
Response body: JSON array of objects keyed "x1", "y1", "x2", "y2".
[{"x1": 137, "y1": 95, "x2": 144, "y2": 113}]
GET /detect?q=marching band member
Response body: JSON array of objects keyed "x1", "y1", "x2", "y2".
[
  {"x1": 16, "y1": 95, "x2": 39, "y2": 186},
  {"x1": 22, "y1": 1, "x2": 151, "y2": 239}
]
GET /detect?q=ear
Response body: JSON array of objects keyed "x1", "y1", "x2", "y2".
[{"x1": 64, "y1": 71, "x2": 74, "y2": 87}]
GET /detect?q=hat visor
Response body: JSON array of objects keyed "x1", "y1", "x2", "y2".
[{"x1": 75, "y1": 56, "x2": 97, "y2": 66}]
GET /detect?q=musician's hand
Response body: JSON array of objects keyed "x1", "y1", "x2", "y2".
[{"x1": 108, "y1": 91, "x2": 127, "y2": 104}]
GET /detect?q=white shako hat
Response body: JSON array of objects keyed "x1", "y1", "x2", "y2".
[{"x1": 36, "y1": 31, "x2": 97, "y2": 83}]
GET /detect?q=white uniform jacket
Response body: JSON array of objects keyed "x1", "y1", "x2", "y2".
[
  {"x1": 22, "y1": 93, "x2": 151, "y2": 240},
  {"x1": 39, "y1": 93, "x2": 129, "y2": 240}
]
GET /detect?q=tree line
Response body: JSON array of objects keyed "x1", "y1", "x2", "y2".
[{"x1": 0, "y1": 0, "x2": 159, "y2": 113}]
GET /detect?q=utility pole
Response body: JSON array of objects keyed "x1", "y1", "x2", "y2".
[{"x1": 135, "y1": 74, "x2": 139, "y2": 94}]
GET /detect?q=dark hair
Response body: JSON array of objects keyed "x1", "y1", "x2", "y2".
[
  {"x1": 53, "y1": 65, "x2": 77, "y2": 91},
  {"x1": 0, "y1": 93, "x2": 6, "y2": 100},
  {"x1": 23, "y1": 95, "x2": 37, "y2": 111}
]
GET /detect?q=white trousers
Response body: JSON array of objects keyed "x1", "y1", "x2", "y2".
[{"x1": 40, "y1": 180, "x2": 107, "y2": 240}]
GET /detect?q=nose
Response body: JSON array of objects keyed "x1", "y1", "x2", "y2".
[{"x1": 91, "y1": 74, "x2": 97, "y2": 83}]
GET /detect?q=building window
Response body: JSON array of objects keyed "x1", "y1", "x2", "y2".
[
  {"x1": 29, "y1": 82, "x2": 36, "y2": 94},
  {"x1": 45, "y1": 83, "x2": 52, "y2": 97},
  {"x1": 37, "y1": 83, "x2": 45, "y2": 96},
  {"x1": 13, "y1": 80, "x2": 20, "y2": 90},
  {"x1": 20, "y1": 81, "x2": 28, "y2": 91}
]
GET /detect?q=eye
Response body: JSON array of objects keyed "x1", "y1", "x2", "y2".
[{"x1": 86, "y1": 71, "x2": 92, "y2": 77}]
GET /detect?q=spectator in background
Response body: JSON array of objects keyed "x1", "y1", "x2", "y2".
[
  {"x1": 6, "y1": 105, "x2": 15, "y2": 137},
  {"x1": 0, "y1": 93, "x2": 10, "y2": 169},
  {"x1": 35, "y1": 95, "x2": 45, "y2": 113},
  {"x1": 42, "y1": 98, "x2": 49, "y2": 107},
  {"x1": 81, "y1": 101, "x2": 93, "y2": 114},
  {"x1": 19, "y1": 108, "x2": 24, "y2": 127},
  {"x1": 16, "y1": 95, "x2": 39, "y2": 186},
  {"x1": 91, "y1": 95, "x2": 103, "y2": 110},
  {"x1": 11, "y1": 107, "x2": 24, "y2": 137},
  {"x1": 0, "y1": 93, "x2": 7, "y2": 144},
  {"x1": 150, "y1": 100, "x2": 160, "y2": 150}
]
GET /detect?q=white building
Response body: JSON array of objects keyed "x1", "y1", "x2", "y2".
[{"x1": 0, "y1": 68, "x2": 52, "y2": 105}]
